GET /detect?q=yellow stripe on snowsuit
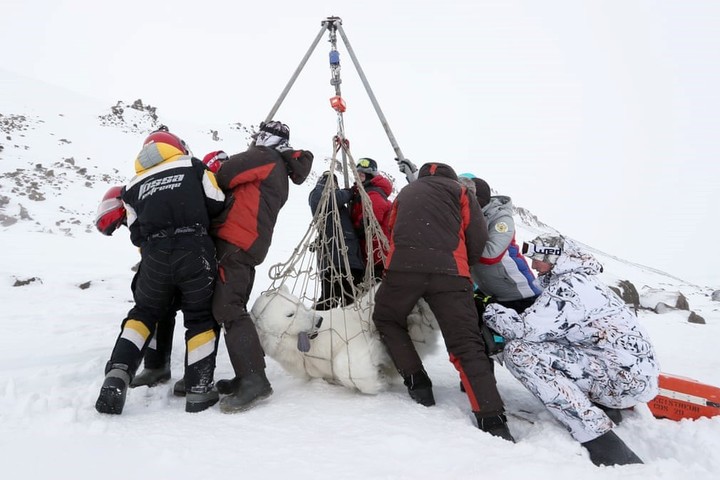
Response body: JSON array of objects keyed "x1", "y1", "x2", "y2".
[
  {"x1": 202, "y1": 171, "x2": 225, "y2": 202},
  {"x1": 120, "y1": 319, "x2": 151, "y2": 350},
  {"x1": 187, "y1": 329, "x2": 217, "y2": 366}
]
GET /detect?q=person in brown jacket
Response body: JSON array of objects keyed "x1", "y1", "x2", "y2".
[
  {"x1": 372, "y1": 162, "x2": 514, "y2": 441},
  {"x1": 211, "y1": 121, "x2": 313, "y2": 414}
]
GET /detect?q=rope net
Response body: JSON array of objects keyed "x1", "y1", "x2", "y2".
[{"x1": 255, "y1": 136, "x2": 393, "y2": 392}]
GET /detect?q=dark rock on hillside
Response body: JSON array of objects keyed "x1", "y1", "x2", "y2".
[
  {"x1": 13, "y1": 277, "x2": 42, "y2": 287},
  {"x1": 609, "y1": 280, "x2": 640, "y2": 313},
  {"x1": 688, "y1": 311, "x2": 706, "y2": 324}
]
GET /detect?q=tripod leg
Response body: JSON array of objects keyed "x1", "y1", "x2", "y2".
[{"x1": 264, "y1": 24, "x2": 328, "y2": 122}]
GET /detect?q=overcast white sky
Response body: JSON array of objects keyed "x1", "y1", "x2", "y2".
[{"x1": 2, "y1": 0, "x2": 719, "y2": 286}]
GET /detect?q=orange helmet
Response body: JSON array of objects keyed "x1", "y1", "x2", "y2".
[{"x1": 95, "y1": 186, "x2": 126, "y2": 236}]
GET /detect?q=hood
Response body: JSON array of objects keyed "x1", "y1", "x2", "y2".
[
  {"x1": 540, "y1": 238, "x2": 603, "y2": 285},
  {"x1": 368, "y1": 174, "x2": 393, "y2": 196},
  {"x1": 483, "y1": 195, "x2": 512, "y2": 216},
  {"x1": 418, "y1": 162, "x2": 458, "y2": 181},
  {"x1": 135, "y1": 142, "x2": 186, "y2": 173}
]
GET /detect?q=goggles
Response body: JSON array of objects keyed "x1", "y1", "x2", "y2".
[{"x1": 522, "y1": 242, "x2": 562, "y2": 263}]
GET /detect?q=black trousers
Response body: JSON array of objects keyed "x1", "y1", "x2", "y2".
[
  {"x1": 373, "y1": 270, "x2": 505, "y2": 416},
  {"x1": 106, "y1": 235, "x2": 219, "y2": 391},
  {"x1": 473, "y1": 293, "x2": 538, "y2": 355},
  {"x1": 316, "y1": 268, "x2": 364, "y2": 311},
  {"x1": 212, "y1": 239, "x2": 266, "y2": 378},
  {"x1": 129, "y1": 268, "x2": 179, "y2": 370}
]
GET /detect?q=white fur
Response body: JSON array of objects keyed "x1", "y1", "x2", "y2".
[{"x1": 251, "y1": 285, "x2": 440, "y2": 394}]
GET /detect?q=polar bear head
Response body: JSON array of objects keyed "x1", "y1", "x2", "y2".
[{"x1": 251, "y1": 286, "x2": 322, "y2": 352}]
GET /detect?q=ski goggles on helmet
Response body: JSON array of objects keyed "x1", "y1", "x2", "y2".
[{"x1": 522, "y1": 240, "x2": 562, "y2": 264}]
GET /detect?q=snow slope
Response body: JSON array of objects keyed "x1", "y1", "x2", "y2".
[{"x1": 1, "y1": 69, "x2": 719, "y2": 480}]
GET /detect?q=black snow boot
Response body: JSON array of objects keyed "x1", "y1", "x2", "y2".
[
  {"x1": 402, "y1": 368, "x2": 435, "y2": 407},
  {"x1": 581, "y1": 430, "x2": 643, "y2": 466},
  {"x1": 216, "y1": 377, "x2": 241, "y2": 395},
  {"x1": 130, "y1": 364, "x2": 171, "y2": 388},
  {"x1": 594, "y1": 403, "x2": 625, "y2": 425},
  {"x1": 95, "y1": 368, "x2": 130, "y2": 415},
  {"x1": 173, "y1": 378, "x2": 186, "y2": 397},
  {"x1": 219, "y1": 372, "x2": 273, "y2": 414},
  {"x1": 185, "y1": 385, "x2": 219, "y2": 413},
  {"x1": 475, "y1": 413, "x2": 515, "y2": 443}
]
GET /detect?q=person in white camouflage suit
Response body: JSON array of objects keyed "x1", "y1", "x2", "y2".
[{"x1": 483, "y1": 234, "x2": 659, "y2": 466}]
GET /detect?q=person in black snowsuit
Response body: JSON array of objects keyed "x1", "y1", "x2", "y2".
[
  {"x1": 95, "y1": 185, "x2": 179, "y2": 389},
  {"x1": 308, "y1": 171, "x2": 365, "y2": 310},
  {"x1": 133, "y1": 149, "x2": 231, "y2": 395},
  {"x1": 95, "y1": 127, "x2": 226, "y2": 415}
]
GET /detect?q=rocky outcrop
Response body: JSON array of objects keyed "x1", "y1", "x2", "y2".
[
  {"x1": 98, "y1": 99, "x2": 160, "y2": 133},
  {"x1": 640, "y1": 287, "x2": 689, "y2": 311},
  {"x1": 609, "y1": 280, "x2": 640, "y2": 313}
]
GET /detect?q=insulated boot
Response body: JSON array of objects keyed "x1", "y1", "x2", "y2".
[
  {"x1": 130, "y1": 365, "x2": 171, "y2": 388},
  {"x1": 594, "y1": 403, "x2": 625, "y2": 425},
  {"x1": 185, "y1": 386, "x2": 219, "y2": 413},
  {"x1": 95, "y1": 369, "x2": 130, "y2": 415},
  {"x1": 173, "y1": 378, "x2": 186, "y2": 397},
  {"x1": 475, "y1": 413, "x2": 515, "y2": 442},
  {"x1": 403, "y1": 368, "x2": 435, "y2": 407},
  {"x1": 581, "y1": 430, "x2": 643, "y2": 466},
  {"x1": 216, "y1": 377, "x2": 241, "y2": 395},
  {"x1": 219, "y1": 372, "x2": 273, "y2": 414}
]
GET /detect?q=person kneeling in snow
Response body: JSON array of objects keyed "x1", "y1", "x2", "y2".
[{"x1": 483, "y1": 234, "x2": 660, "y2": 466}]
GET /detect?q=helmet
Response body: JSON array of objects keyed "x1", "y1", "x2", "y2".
[
  {"x1": 143, "y1": 130, "x2": 189, "y2": 155},
  {"x1": 202, "y1": 150, "x2": 229, "y2": 173},
  {"x1": 522, "y1": 234, "x2": 564, "y2": 265},
  {"x1": 95, "y1": 186, "x2": 127, "y2": 236},
  {"x1": 259, "y1": 120, "x2": 290, "y2": 140},
  {"x1": 356, "y1": 157, "x2": 378, "y2": 176}
]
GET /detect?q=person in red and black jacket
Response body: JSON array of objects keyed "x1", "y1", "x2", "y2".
[
  {"x1": 349, "y1": 157, "x2": 392, "y2": 280},
  {"x1": 211, "y1": 120, "x2": 313, "y2": 414},
  {"x1": 372, "y1": 162, "x2": 514, "y2": 442}
]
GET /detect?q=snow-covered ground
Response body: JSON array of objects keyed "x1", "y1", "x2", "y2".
[{"x1": 1, "y1": 70, "x2": 719, "y2": 479}]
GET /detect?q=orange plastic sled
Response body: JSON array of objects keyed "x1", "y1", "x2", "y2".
[{"x1": 647, "y1": 373, "x2": 720, "y2": 421}]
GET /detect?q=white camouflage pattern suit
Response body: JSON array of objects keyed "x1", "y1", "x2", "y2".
[{"x1": 483, "y1": 239, "x2": 659, "y2": 442}]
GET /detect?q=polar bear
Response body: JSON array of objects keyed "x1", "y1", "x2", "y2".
[{"x1": 250, "y1": 285, "x2": 440, "y2": 394}]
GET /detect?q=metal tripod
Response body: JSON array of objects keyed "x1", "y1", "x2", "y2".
[{"x1": 263, "y1": 16, "x2": 407, "y2": 187}]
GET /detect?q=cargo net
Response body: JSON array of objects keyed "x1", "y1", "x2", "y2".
[
  {"x1": 256, "y1": 137, "x2": 392, "y2": 392},
  {"x1": 268, "y1": 137, "x2": 388, "y2": 310}
]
